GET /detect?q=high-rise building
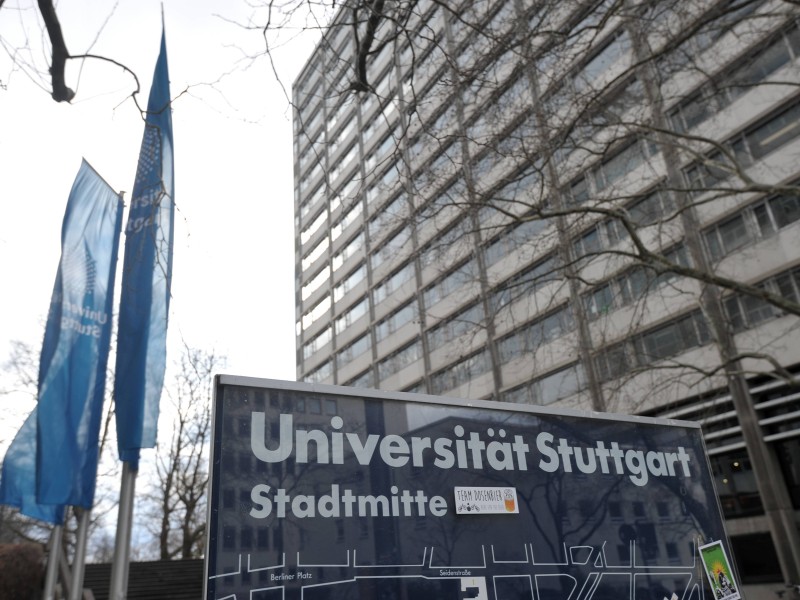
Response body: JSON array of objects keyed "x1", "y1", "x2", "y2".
[{"x1": 292, "y1": 0, "x2": 800, "y2": 595}]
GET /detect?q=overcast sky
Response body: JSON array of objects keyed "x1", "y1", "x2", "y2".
[{"x1": 0, "y1": 0, "x2": 319, "y2": 438}]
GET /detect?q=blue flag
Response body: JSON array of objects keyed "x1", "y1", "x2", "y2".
[
  {"x1": 114, "y1": 28, "x2": 174, "y2": 468},
  {"x1": 0, "y1": 159, "x2": 123, "y2": 523}
]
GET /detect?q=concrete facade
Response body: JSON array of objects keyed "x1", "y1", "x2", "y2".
[{"x1": 292, "y1": 1, "x2": 800, "y2": 595}]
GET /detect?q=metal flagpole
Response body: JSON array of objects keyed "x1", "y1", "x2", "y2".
[
  {"x1": 68, "y1": 508, "x2": 91, "y2": 600},
  {"x1": 109, "y1": 462, "x2": 137, "y2": 600},
  {"x1": 43, "y1": 525, "x2": 63, "y2": 600}
]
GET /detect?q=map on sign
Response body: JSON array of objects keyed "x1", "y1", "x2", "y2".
[{"x1": 205, "y1": 377, "x2": 734, "y2": 600}]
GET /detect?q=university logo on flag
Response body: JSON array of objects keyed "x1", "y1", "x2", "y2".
[
  {"x1": 114, "y1": 28, "x2": 175, "y2": 468},
  {"x1": 0, "y1": 160, "x2": 123, "y2": 522}
]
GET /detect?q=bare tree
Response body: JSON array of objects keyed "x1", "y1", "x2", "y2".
[
  {"x1": 0, "y1": 0, "x2": 139, "y2": 102},
  {"x1": 144, "y1": 344, "x2": 224, "y2": 560}
]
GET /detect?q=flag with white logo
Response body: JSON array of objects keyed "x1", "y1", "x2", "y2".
[
  {"x1": 114, "y1": 27, "x2": 174, "y2": 468},
  {"x1": 0, "y1": 160, "x2": 123, "y2": 522}
]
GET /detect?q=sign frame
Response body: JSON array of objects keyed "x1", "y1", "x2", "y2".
[{"x1": 204, "y1": 374, "x2": 738, "y2": 600}]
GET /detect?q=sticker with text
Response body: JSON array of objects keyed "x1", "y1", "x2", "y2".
[{"x1": 454, "y1": 487, "x2": 519, "y2": 515}]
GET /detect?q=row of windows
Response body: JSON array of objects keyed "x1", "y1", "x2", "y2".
[
  {"x1": 668, "y1": 20, "x2": 800, "y2": 134},
  {"x1": 704, "y1": 192, "x2": 800, "y2": 262},
  {"x1": 594, "y1": 310, "x2": 711, "y2": 383},
  {"x1": 684, "y1": 98, "x2": 800, "y2": 195},
  {"x1": 724, "y1": 267, "x2": 800, "y2": 333},
  {"x1": 313, "y1": 256, "x2": 800, "y2": 397},
  {"x1": 583, "y1": 245, "x2": 690, "y2": 320}
]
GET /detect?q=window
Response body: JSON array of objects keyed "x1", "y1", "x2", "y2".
[
  {"x1": 584, "y1": 283, "x2": 614, "y2": 318},
  {"x1": 331, "y1": 176, "x2": 360, "y2": 214},
  {"x1": 594, "y1": 139, "x2": 654, "y2": 191},
  {"x1": 595, "y1": 77, "x2": 644, "y2": 126},
  {"x1": 374, "y1": 262, "x2": 415, "y2": 303},
  {"x1": 300, "y1": 162, "x2": 323, "y2": 193},
  {"x1": 492, "y1": 254, "x2": 560, "y2": 311},
  {"x1": 332, "y1": 233, "x2": 365, "y2": 271},
  {"x1": 724, "y1": 266, "x2": 800, "y2": 330},
  {"x1": 333, "y1": 264, "x2": 367, "y2": 301},
  {"x1": 505, "y1": 363, "x2": 587, "y2": 406},
  {"x1": 302, "y1": 326, "x2": 332, "y2": 360},
  {"x1": 430, "y1": 349, "x2": 491, "y2": 394},
  {"x1": 223, "y1": 526, "x2": 236, "y2": 550},
  {"x1": 329, "y1": 117, "x2": 355, "y2": 157},
  {"x1": 336, "y1": 334, "x2": 372, "y2": 368},
  {"x1": 484, "y1": 216, "x2": 550, "y2": 266},
  {"x1": 756, "y1": 193, "x2": 800, "y2": 231},
  {"x1": 573, "y1": 30, "x2": 631, "y2": 92},
  {"x1": 241, "y1": 527, "x2": 253, "y2": 550},
  {"x1": 711, "y1": 452, "x2": 763, "y2": 518},
  {"x1": 335, "y1": 520, "x2": 345, "y2": 543},
  {"x1": 569, "y1": 177, "x2": 590, "y2": 206},
  {"x1": 376, "y1": 300, "x2": 418, "y2": 341},
  {"x1": 301, "y1": 267, "x2": 330, "y2": 301},
  {"x1": 300, "y1": 210, "x2": 327, "y2": 246},
  {"x1": 301, "y1": 237, "x2": 329, "y2": 271},
  {"x1": 628, "y1": 187, "x2": 674, "y2": 227},
  {"x1": 635, "y1": 311, "x2": 710, "y2": 363},
  {"x1": 704, "y1": 213, "x2": 751, "y2": 262},
  {"x1": 301, "y1": 295, "x2": 331, "y2": 331},
  {"x1": 594, "y1": 343, "x2": 630, "y2": 383},
  {"x1": 420, "y1": 216, "x2": 472, "y2": 268},
  {"x1": 704, "y1": 193, "x2": 800, "y2": 262},
  {"x1": 573, "y1": 227, "x2": 602, "y2": 259},
  {"x1": 424, "y1": 259, "x2": 477, "y2": 307},
  {"x1": 257, "y1": 528, "x2": 269, "y2": 550},
  {"x1": 300, "y1": 184, "x2": 325, "y2": 220},
  {"x1": 335, "y1": 297, "x2": 369, "y2": 334},
  {"x1": 369, "y1": 193, "x2": 408, "y2": 239},
  {"x1": 305, "y1": 360, "x2": 332, "y2": 384},
  {"x1": 347, "y1": 369, "x2": 374, "y2": 389},
  {"x1": 427, "y1": 303, "x2": 484, "y2": 348},
  {"x1": 370, "y1": 226, "x2": 411, "y2": 269},
  {"x1": 331, "y1": 202, "x2": 363, "y2": 242},
  {"x1": 330, "y1": 144, "x2": 358, "y2": 182},
  {"x1": 499, "y1": 305, "x2": 575, "y2": 362},
  {"x1": 365, "y1": 131, "x2": 398, "y2": 170},
  {"x1": 746, "y1": 101, "x2": 800, "y2": 159},
  {"x1": 378, "y1": 339, "x2": 422, "y2": 380}
]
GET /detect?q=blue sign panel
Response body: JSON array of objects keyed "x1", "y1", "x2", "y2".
[{"x1": 205, "y1": 377, "x2": 735, "y2": 600}]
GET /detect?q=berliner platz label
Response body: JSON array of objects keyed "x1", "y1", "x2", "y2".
[{"x1": 205, "y1": 376, "x2": 738, "y2": 600}]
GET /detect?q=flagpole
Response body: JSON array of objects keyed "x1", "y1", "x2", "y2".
[
  {"x1": 68, "y1": 507, "x2": 91, "y2": 600},
  {"x1": 43, "y1": 525, "x2": 63, "y2": 600},
  {"x1": 109, "y1": 462, "x2": 137, "y2": 600}
]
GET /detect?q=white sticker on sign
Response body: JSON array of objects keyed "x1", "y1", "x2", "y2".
[{"x1": 454, "y1": 487, "x2": 519, "y2": 515}]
